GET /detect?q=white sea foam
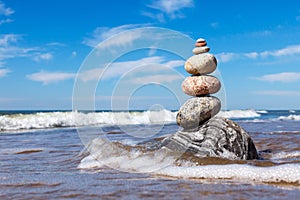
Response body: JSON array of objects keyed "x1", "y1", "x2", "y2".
[
  {"x1": 78, "y1": 138, "x2": 176, "y2": 173},
  {"x1": 78, "y1": 138, "x2": 300, "y2": 184},
  {"x1": 277, "y1": 115, "x2": 300, "y2": 121},
  {"x1": 156, "y1": 164, "x2": 300, "y2": 184},
  {"x1": 217, "y1": 109, "x2": 261, "y2": 119},
  {"x1": 257, "y1": 110, "x2": 268, "y2": 114},
  {"x1": 271, "y1": 151, "x2": 300, "y2": 160},
  {"x1": 0, "y1": 110, "x2": 177, "y2": 131}
]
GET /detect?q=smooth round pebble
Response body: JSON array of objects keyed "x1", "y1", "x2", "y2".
[
  {"x1": 196, "y1": 38, "x2": 206, "y2": 43},
  {"x1": 195, "y1": 42, "x2": 207, "y2": 47},
  {"x1": 182, "y1": 75, "x2": 221, "y2": 96},
  {"x1": 192, "y1": 46, "x2": 210, "y2": 54},
  {"x1": 185, "y1": 53, "x2": 217, "y2": 75},
  {"x1": 176, "y1": 96, "x2": 221, "y2": 129}
]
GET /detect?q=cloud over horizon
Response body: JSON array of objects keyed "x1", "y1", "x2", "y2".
[
  {"x1": 254, "y1": 72, "x2": 300, "y2": 83},
  {"x1": 254, "y1": 90, "x2": 300, "y2": 96},
  {"x1": 216, "y1": 45, "x2": 300, "y2": 63},
  {"x1": 26, "y1": 71, "x2": 76, "y2": 85},
  {"x1": 0, "y1": 68, "x2": 10, "y2": 77},
  {"x1": 78, "y1": 56, "x2": 184, "y2": 82}
]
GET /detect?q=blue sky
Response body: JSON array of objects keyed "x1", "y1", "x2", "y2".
[{"x1": 1, "y1": 0, "x2": 300, "y2": 110}]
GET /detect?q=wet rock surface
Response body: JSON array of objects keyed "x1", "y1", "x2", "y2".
[{"x1": 163, "y1": 117, "x2": 259, "y2": 160}]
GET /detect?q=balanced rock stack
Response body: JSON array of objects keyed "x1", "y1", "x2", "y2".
[
  {"x1": 161, "y1": 38, "x2": 259, "y2": 160},
  {"x1": 177, "y1": 38, "x2": 221, "y2": 129}
]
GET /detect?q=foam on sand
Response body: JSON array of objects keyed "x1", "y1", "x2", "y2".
[
  {"x1": 156, "y1": 163, "x2": 300, "y2": 184},
  {"x1": 79, "y1": 138, "x2": 300, "y2": 185}
]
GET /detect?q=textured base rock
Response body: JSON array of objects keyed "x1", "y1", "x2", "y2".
[{"x1": 163, "y1": 117, "x2": 259, "y2": 160}]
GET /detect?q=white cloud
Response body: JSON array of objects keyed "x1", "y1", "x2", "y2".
[
  {"x1": 141, "y1": 11, "x2": 165, "y2": 23},
  {"x1": 247, "y1": 30, "x2": 272, "y2": 37},
  {"x1": 216, "y1": 52, "x2": 238, "y2": 63},
  {"x1": 148, "y1": 46, "x2": 157, "y2": 56},
  {"x1": 34, "y1": 53, "x2": 53, "y2": 61},
  {"x1": 78, "y1": 56, "x2": 184, "y2": 82},
  {"x1": 40, "y1": 53, "x2": 52, "y2": 60},
  {"x1": 0, "y1": 18, "x2": 12, "y2": 25},
  {"x1": 164, "y1": 60, "x2": 184, "y2": 68},
  {"x1": 0, "y1": 34, "x2": 37, "y2": 60},
  {"x1": 0, "y1": 2, "x2": 14, "y2": 16},
  {"x1": 83, "y1": 24, "x2": 147, "y2": 48},
  {"x1": 72, "y1": 51, "x2": 77, "y2": 57},
  {"x1": 78, "y1": 68, "x2": 104, "y2": 82},
  {"x1": 255, "y1": 72, "x2": 300, "y2": 82},
  {"x1": 0, "y1": 68, "x2": 10, "y2": 77},
  {"x1": 244, "y1": 52, "x2": 258, "y2": 59},
  {"x1": 0, "y1": 34, "x2": 19, "y2": 46},
  {"x1": 0, "y1": 34, "x2": 55, "y2": 67},
  {"x1": 254, "y1": 90, "x2": 300, "y2": 96},
  {"x1": 210, "y1": 22, "x2": 219, "y2": 29},
  {"x1": 0, "y1": 45, "x2": 39, "y2": 60},
  {"x1": 260, "y1": 45, "x2": 300, "y2": 57},
  {"x1": 146, "y1": 0, "x2": 194, "y2": 20},
  {"x1": 46, "y1": 42, "x2": 65, "y2": 47},
  {"x1": 216, "y1": 44, "x2": 300, "y2": 63},
  {"x1": 0, "y1": 2, "x2": 14, "y2": 27},
  {"x1": 79, "y1": 56, "x2": 162, "y2": 82},
  {"x1": 130, "y1": 74, "x2": 181, "y2": 84},
  {"x1": 27, "y1": 71, "x2": 76, "y2": 84}
]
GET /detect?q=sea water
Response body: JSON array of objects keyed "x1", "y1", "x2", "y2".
[{"x1": 0, "y1": 110, "x2": 299, "y2": 199}]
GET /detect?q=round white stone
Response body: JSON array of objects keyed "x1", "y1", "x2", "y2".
[
  {"x1": 185, "y1": 53, "x2": 217, "y2": 75},
  {"x1": 193, "y1": 46, "x2": 210, "y2": 55},
  {"x1": 196, "y1": 38, "x2": 206, "y2": 43}
]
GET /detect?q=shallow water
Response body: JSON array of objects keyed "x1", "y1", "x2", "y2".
[{"x1": 0, "y1": 110, "x2": 300, "y2": 199}]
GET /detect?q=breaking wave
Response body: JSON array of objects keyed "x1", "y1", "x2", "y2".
[
  {"x1": 2, "y1": 109, "x2": 299, "y2": 131},
  {"x1": 217, "y1": 109, "x2": 261, "y2": 119},
  {"x1": 0, "y1": 110, "x2": 177, "y2": 131},
  {"x1": 277, "y1": 115, "x2": 300, "y2": 121}
]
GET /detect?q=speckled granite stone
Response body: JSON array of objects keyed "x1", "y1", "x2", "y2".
[
  {"x1": 182, "y1": 75, "x2": 221, "y2": 96},
  {"x1": 176, "y1": 96, "x2": 221, "y2": 129}
]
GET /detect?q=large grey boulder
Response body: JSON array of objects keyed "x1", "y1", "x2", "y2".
[{"x1": 162, "y1": 117, "x2": 259, "y2": 160}]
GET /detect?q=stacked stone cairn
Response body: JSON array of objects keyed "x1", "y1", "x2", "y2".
[
  {"x1": 177, "y1": 38, "x2": 221, "y2": 130},
  {"x1": 161, "y1": 38, "x2": 259, "y2": 160}
]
